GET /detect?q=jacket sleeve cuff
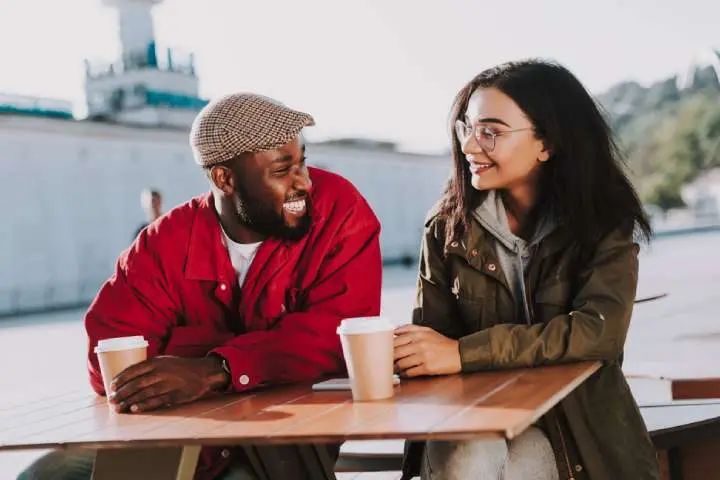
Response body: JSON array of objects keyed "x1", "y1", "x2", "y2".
[
  {"x1": 459, "y1": 330, "x2": 495, "y2": 372},
  {"x1": 209, "y1": 346, "x2": 265, "y2": 392}
]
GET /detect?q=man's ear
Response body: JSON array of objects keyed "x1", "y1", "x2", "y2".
[{"x1": 209, "y1": 166, "x2": 236, "y2": 195}]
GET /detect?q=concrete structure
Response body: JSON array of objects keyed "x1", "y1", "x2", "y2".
[
  {"x1": 0, "y1": 113, "x2": 449, "y2": 315},
  {"x1": 83, "y1": 0, "x2": 206, "y2": 128},
  {"x1": 0, "y1": 0, "x2": 451, "y2": 315}
]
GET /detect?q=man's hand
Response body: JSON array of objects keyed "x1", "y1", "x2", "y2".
[
  {"x1": 393, "y1": 325, "x2": 462, "y2": 378},
  {"x1": 109, "y1": 356, "x2": 229, "y2": 413}
]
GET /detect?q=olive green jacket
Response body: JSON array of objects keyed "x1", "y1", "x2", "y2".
[{"x1": 401, "y1": 210, "x2": 659, "y2": 480}]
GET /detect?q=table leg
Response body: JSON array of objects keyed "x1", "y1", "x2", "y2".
[
  {"x1": 657, "y1": 440, "x2": 720, "y2": 480},
  {"x1": 240, "y1": 444, "x2": 337, "y2": 480},
  {"x1": 677, "y1": 438, "x2": 720, "y2": 479},
  {"x1": 298, "y1": 444, "x2": 336, "y2": 480},
  {"x1": 92, "y1": 445, "x2": 201, "y2": 480},
  {"x1": 240, "y1": 446, "x2": 271, "y2": 480},
  {"x1": 666, "y1": 447, "x2": 683, "y2": 480}
]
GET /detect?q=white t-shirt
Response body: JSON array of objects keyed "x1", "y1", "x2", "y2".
[{"x1": 220, "y1": 227, "x2": 262, "y2": 287}]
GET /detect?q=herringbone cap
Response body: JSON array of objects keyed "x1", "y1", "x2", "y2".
[{"x1": 190, "y1": 93, "x2": 315, "y2": 167}]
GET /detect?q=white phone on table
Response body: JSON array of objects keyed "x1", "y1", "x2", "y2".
[{"x1": 311, "y1": 375, "x2": 400, "y2": 391}]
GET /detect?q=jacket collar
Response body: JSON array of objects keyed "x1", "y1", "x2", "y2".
[
  {"x1": 459, "y1": 221, "x2": 573, "y2": 264},
  {"x1": 185, "y1": 193, "x2": 235, "y2": 282},
  {"x1": 445, "y1": 199, "x2": 572, "y2": 287},
  {"x1": 472, "y1": 190, "x2": 559, "y2": 252}
]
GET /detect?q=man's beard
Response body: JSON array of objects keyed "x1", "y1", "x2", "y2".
[{"x1": 233, "y1": 190, "x2": 311, "y2": 241}]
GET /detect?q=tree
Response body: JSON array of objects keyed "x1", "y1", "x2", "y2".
[{"x1": 609, "y1": 90, "x2": 720, "y2": 210}]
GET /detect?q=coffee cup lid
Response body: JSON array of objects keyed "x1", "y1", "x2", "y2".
[
  {"x1": 94, "y1": 336, "x2": 149, "y2": 353},
  {"x1": 337, "y1": 316, "x2": 395, "y2": 335}
]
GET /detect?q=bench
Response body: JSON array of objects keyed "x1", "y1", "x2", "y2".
[{"x1": 336, "y1": 401, "x2": 720, "y2": 480}]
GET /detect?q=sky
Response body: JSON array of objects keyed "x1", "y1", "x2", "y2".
[{"x1": 0, "y1": 0, "x2": 719, "y2": 152}]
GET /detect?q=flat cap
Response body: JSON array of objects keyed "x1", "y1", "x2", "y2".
[{"x1": 190, "y1": 93, "x2": 315, "y2": 167}]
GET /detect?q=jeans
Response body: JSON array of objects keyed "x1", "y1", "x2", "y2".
[
  {"x1": 421, "y1": 426, "x2": 559, "y2": 480},
  {"x1": 16, "y1": 449, "x2": 257, "y2": 480}
]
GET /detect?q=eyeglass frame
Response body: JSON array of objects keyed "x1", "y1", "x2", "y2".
[{"x1": 455, "y1": 119, "x2": 534, "y2": 152}]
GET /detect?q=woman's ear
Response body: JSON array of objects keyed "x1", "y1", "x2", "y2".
[{"x1": 538, "y1": 141, "x2": 552, "y2": 163}]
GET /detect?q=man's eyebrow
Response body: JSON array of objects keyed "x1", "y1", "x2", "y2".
[{"x1": 271, "y1": 154, "x2": 294, "y2": 164}]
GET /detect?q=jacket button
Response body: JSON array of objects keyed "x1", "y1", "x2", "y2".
[
  {"x1": 220, "y1": 283, "x2": 227, "y2": 291},
  {"x1": 239, "y1": 375, "x2": 250, "y2": 385},
  {"x1": 470, "y1": 249, "x2": 478, "y2": 257},
  {"x1": 450, "y1": 241, "x2": 459, "y2": 247},
  {"x1": 487, "y1": 263, "x2": 497, "y2": 271},
  {"x1": 574, "y1": 464, "x2": 583, "y2": 472},
  {"x1": 221, "y1": 449, "x2": 231, "y2": 458}
]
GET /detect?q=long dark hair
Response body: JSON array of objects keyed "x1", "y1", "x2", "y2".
[{"x1": 439, "y1": 59, "x2": 652, "y2": 251}]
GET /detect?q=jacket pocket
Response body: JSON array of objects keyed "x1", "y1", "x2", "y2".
[
  {"x1": 456, "y1": 296, "x2": 483, "y2": 333},
  {"x1": 534, "y1": 281, "x2": 571, "y2": 322},
  {"x1": 163, "y1": 327, "x2": 235, "y2": 358}
]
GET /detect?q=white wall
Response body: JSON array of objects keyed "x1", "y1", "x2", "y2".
[
  {"x1": 116, "y1": 106, "x2": 199, "y2": 129},
  {"x1": 0, "y1": 116, "x2": 206, "y2": 314},
  {"x1": 307, "y1": 144, "x2": 450, "y2": 261},
  {"x1": 0, "y1": 117, "x2": 451, "y2": 314}
]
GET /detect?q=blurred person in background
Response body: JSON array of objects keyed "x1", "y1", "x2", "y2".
[
  {"x1": 18, "y1": 93, "x2": 382, "y2": 480},
  {"x1": 133, "y1": 188, "x2": 163, "y2": 238},
  {"x1": 394, "y1": 59, "x2": 659, "y2": 480}
]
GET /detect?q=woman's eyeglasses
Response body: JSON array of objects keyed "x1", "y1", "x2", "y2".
[{"x1": 455, "y1": 120, "x2": 533, "y2": 152}]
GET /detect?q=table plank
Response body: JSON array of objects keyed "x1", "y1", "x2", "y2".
[
  {"x1": 112, "y1": 384, "x2": 314, "y2": 446},
  {"x1": 0, "y1": 394, "x2": 104, "y2": 433},
  {"x1": 0, "y1": 361, "x2": 600, "y2": 451},
  {"x1": 0, "y1": 389, "x2": 99, "y2": 420},
  {"x1": 641, "y1": 403, "x2": 720, "y2": 442},
  {"x1": 198, "y1": 370, "x2": 512, "y2": 444},
  {"x1": 624, "y1": 362, "x2": 720, "y2": 401},
  {"x1": 434, "y1": 362, "x2": 600, "y2": 440},
  {"x1": 672, "y1": 378, "x2": 720, "y2": 400},
  {"x1": 1, "y1": 385, "x2": 309, "y2": 450},
  {"x1": 1, "y1": 395, "x2": 234, "y2": 448},
  {"x1": 333, "y1": 370, "x2": 523, "y2": 442}
]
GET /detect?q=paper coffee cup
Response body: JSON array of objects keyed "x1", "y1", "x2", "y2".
[
  {"x1": 337, "y1": 317, "x2": 395, "y2": 401},
  {"x1": 94, "y1": 336, "x2": 148, "y2": 399}
]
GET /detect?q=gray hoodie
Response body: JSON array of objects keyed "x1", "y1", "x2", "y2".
[{"x1": 471, "y1": 190, "x2": 557, "y2": 325}]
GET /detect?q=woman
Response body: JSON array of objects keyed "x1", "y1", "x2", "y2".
[{"x1": 393, "y1": 59, "x2": 659, "y2": 480}]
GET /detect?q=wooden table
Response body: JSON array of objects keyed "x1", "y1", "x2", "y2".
[
  {"x1": 625, "y1": 363, "x2": 720, "y2": 400},
  {"x1": 0, "y1": 361, "x2": 599, "y2": 480},
  {"x1": 642, "y1": 401, "x2": 720, "y2": 480},
  {"x1": 337, "y1": 401, "x2": 720, "y2": 480},
  {"x1": 671, "y1": 379, "x2": 720, "y2": 401},
  {"x1": 625, "y1": 364, "x2": 720, "y2": 479}
]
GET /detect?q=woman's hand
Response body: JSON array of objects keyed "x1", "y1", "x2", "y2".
[{"x1": 393, "y1": 325, "x2": 462, "y2": 378}]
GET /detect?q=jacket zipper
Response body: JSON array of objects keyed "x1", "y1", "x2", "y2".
[
  {"x1": 529, "y1": 250, "x2": 574, "y2": 479},
  {"x1": 554, "y1": 416, "x2": 575, "y2": 480},
  {"x1": 515, "y1": 243, "x2": 531, "y2": 326},
  {"x1": 525, "y1": 271, "x2": 535, "y2": 325}
]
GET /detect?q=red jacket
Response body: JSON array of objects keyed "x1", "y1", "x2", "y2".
[{"x1": 85, "y1": 167, "x2": 382, "y2": 479}]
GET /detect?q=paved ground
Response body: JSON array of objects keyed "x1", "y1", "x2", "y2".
[{"x1": 1, "y1": 231, "x2": 718, "y2": 478}]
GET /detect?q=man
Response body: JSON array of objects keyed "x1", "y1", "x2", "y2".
[
  {"x1": 133, "y1": 188, "x2": 163, "y2": 238},
  {"x1": 18, "y1": 94, "x2": 382, "y2": 480}
]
